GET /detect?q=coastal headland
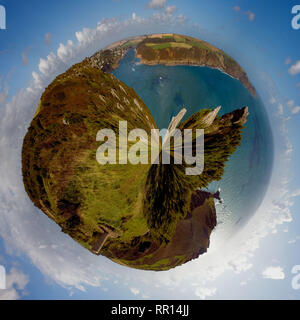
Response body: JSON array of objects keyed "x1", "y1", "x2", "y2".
[{"x1": 87, "y1": 33, "x2": 256, "y2": 97}]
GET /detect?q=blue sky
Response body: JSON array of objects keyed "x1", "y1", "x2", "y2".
[{"x1": 0, "y1": 0, "x2": 300, "y2": 300}]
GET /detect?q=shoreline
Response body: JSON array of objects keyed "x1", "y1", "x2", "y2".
[
  {"x1": 89, "y1": 33, "x2": 257, "y2": 98},
  {"x1": 135, "y1": 50, "x2": 256, "y2": 97}
]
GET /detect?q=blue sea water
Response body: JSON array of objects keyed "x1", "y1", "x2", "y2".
[{"x1": 113, "y1": 49, "x2": 274, "y2": 237}]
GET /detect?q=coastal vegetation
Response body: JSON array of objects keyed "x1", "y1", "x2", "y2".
[{"x1": 22, "y1": 35, "x2": 249, "y2": 270}]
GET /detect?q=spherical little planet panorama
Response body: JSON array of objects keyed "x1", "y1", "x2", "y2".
[{"x1": 22, "y1": 34, "x2": 273, "y2": 271}]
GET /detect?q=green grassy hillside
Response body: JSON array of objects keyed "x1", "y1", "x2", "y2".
[{"x1": 22, "y1": 58, "x2": 248, "y2": 270}]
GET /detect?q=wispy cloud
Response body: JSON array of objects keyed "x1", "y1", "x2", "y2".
[
  {"x1": 262, "y1": 266, "x2": 285, "y2": 280},
  {"x1": 130, "y1": 288, "x2": 140, "y2": 296},
  {"x1": 0, "y1": 267, "x2": 29, "y2": 300},
  {"x1": 21, "y1": 53, "x2": 28, "y2": 66},
  {"x1": 165, "y1": 5, "x2": 177, "y2": 15},
  {"x1": 289, "y1": 60, "x2": 300, "y2": 75},
  {"x1": 45, "y1": 32, "x2": 52, "y2": 45},
  {"x1": 233, "y1": 6, "x2": 255, "y2": 21},
  {"x1": 148, "y1": 0, "x2": 166, "y2": 9},
  {"x1": 277, "y1": 103, "x2": 284, "y2": 115},
  {"x1": 269, "y1": 96, "x2": 276, "y2": 104},
  {"x1": 288, "y1": 235, "x2": 300, "y2": 244},
  {"x1": 21, "y1": 47, "x2": 31, "y2": 66},
  {"x1": 285, "y1": 57, "x2": 291, "y2": 65},
  {"x1": 286, "y1": 99, "x2": 300, "y2": 115},
  {"x1": 0, "y1": 78, "x2": 8, "y2": 106},
  {"x1": 195, "y1": 287, "x2": 217, "y2": 300},
  {"x1": 290, "y1": 189, "x2": 300, "y2": 197},
  {"x1": 247, "y1": 11, "x2": 255, "y2": 21}
]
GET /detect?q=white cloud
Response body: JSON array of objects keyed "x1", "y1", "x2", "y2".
[
  {"x1": 130, "y1": 288, "x2": 140, "y2": 295},
  {"x1": 57, "y1": 40, "x2": 76, "y2": 63},
  {"x1": 165, "y1": 5, "x2": 177, "y2": 15},
  {"x1": 195, "y1": 287, "x2": 217, "y2": 300},
  {"x1": 177, "y1": 14, "x2": 186, "y2": 24},
  {"x1": 38, "y1": 52, "x2": 61, "y2": 76},
  {"x1": 289, "y1": 61, "x2": 300, "y2": 75},
  {"x1": 287, "y1": 100, "x2": 294, "y2": 108},
  {"x1": 277, "y1": 103, "x2": 284, "y2": 115},
  {"x1": 148, "y1": 0, "x2": 166, "y2": 9},
  {"x1": 0, "y1": 267, "x2": 29, "y2": 300},
  {"x1": 286, "y1": 100, "x2": 300, "y2": 115},
  {"x1": 262, "y1": 266, "x2": 285, "y2": 280},
  {"x1": 291, "y1": 107, "x2": 300, "y2": 114}
]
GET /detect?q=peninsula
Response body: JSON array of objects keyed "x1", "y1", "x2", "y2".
[{"x1": 86, "y1": 33, "x2": 256, "y2": 97}]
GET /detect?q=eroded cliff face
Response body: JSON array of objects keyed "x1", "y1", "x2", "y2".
[
  {"x1": 135, "y1": 34, "x2": 256, "y2": 97},
  {"x1": 22, "y1": 51, "x2": 248, "y2": 271},
  {"x1": 105, "y1": 190, "x2": 217, "y2": 271},
  {"x1": 81, "y1": 34, "x2": 256, "y2": 98}
]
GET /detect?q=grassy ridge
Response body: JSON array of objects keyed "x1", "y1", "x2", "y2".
[{"x1": 22, "y1": 63, "x2": 155, "y2": 250}]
